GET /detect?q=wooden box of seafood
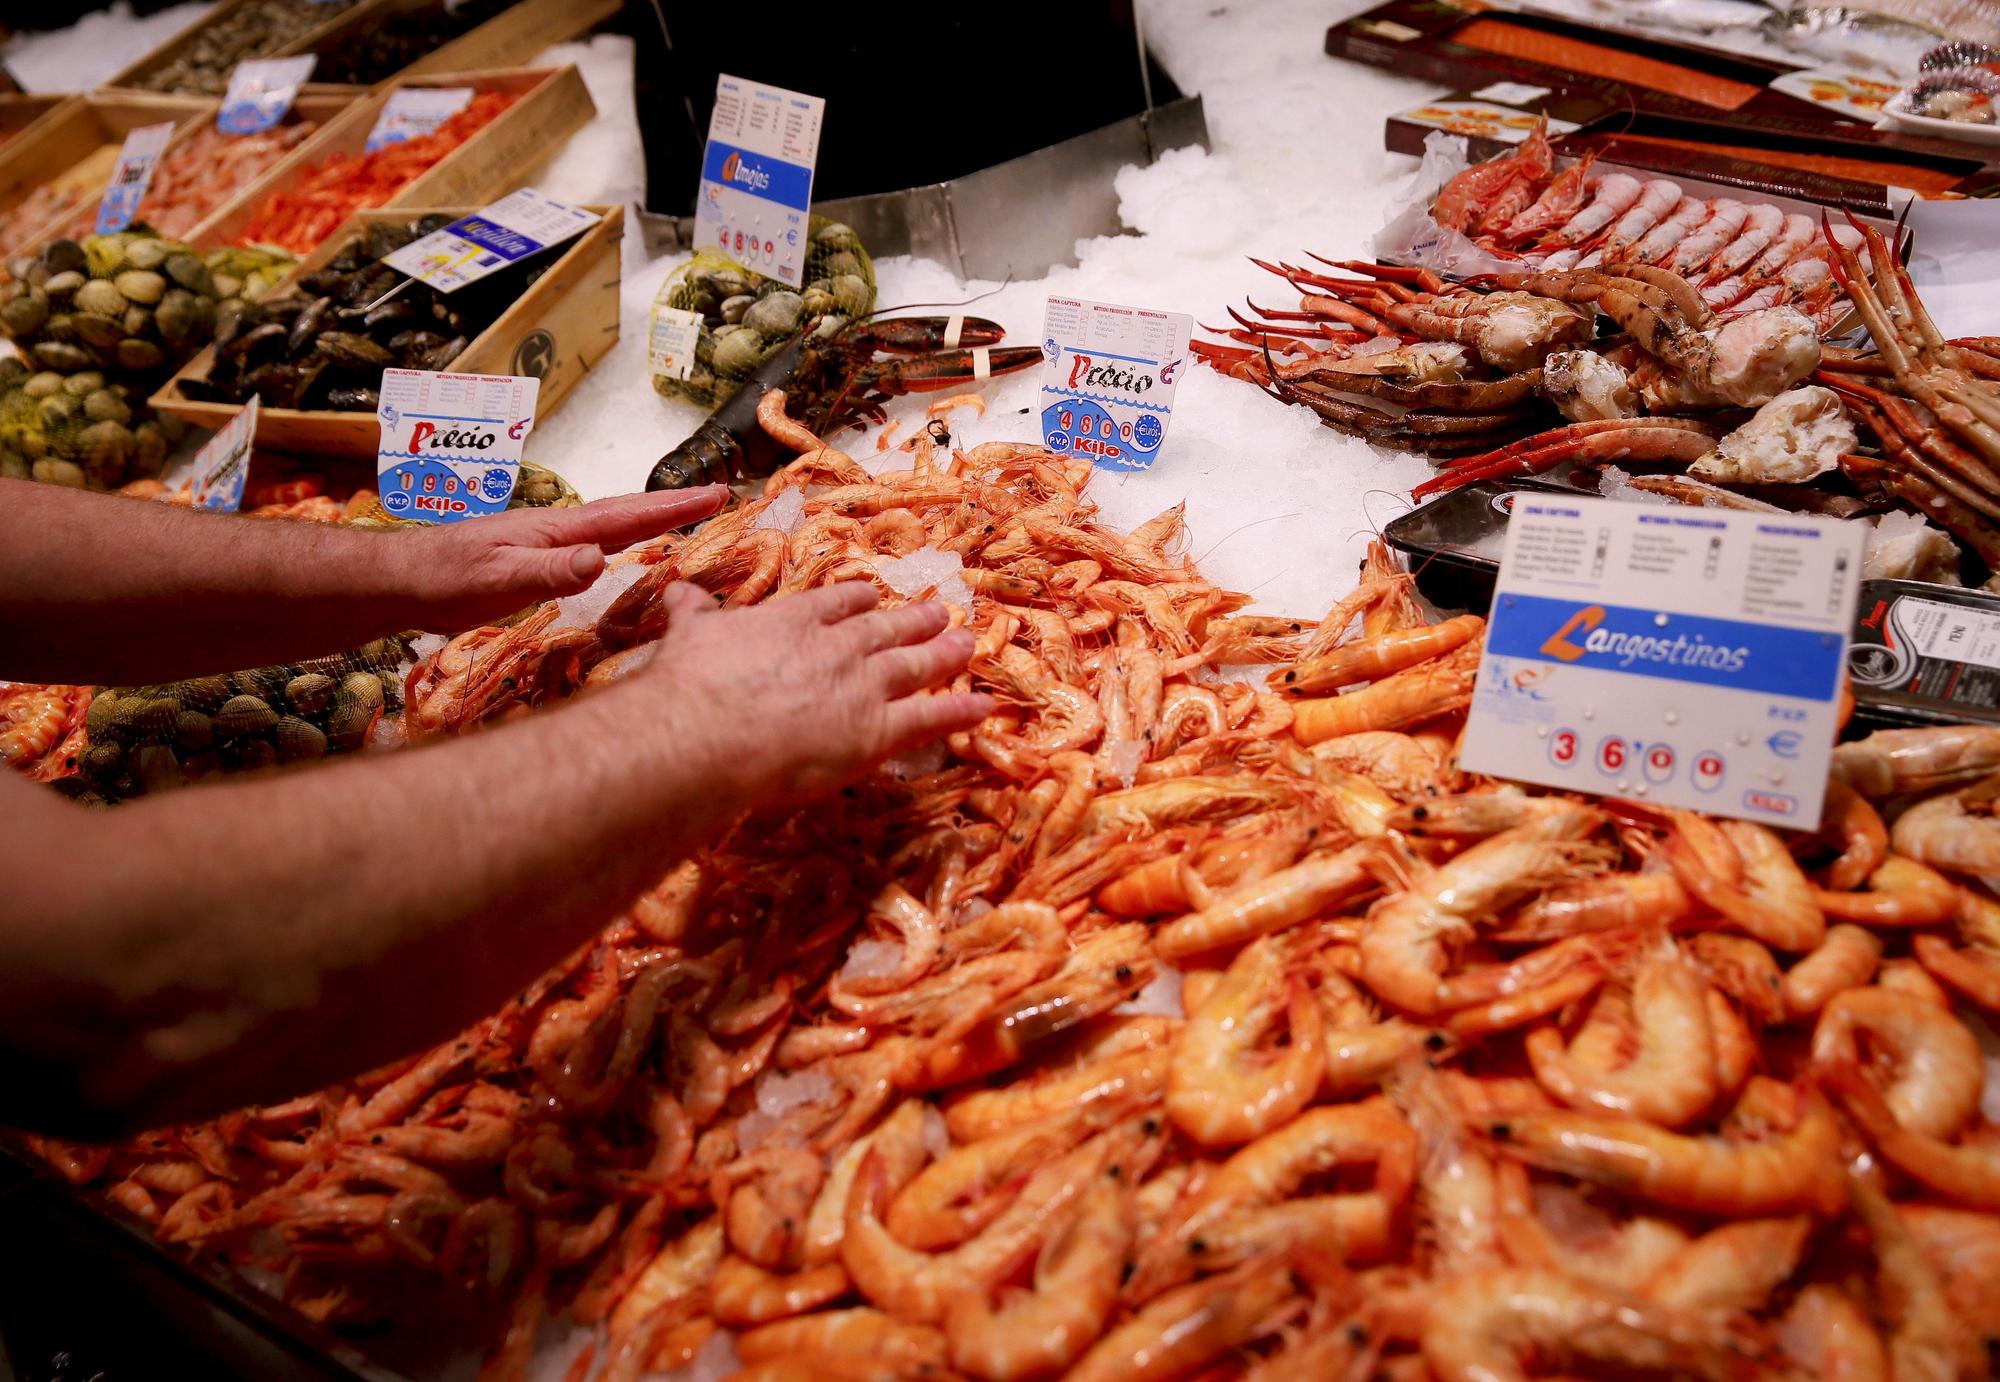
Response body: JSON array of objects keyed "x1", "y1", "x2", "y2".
[
  {"x1": 0, "y1": 94, "x2": 213, "y2": 263},
  {"x1": 98, "y1": 0, "x2": 388, "y2": 98},
  {"x1": 152, "y1": 203, "x2": 623, "y2": 457},
  {"x1": 0, "y1": 94, "x2": 78, "y2": 151},
  {"x1": 297, "y1": 0, "x2": 621, "y2": 90},
  {"x1": 186, "y1": 67, "x2": 595, "y2": 256}
]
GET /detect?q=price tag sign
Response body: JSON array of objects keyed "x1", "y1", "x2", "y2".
[
  {"x1": 1462, "y1": 495, "x2": 1866, "y2": 827},
  {"x1": 94, "y1": 122, "x2": 175, "y2": 235},
  {"x1": 649, "y1": 302, "x2": 701, "y2": 382},
  {"x1": 191, "y1": 396, "x2": 259, "y2": 512},
  {"x1": 218, "y1": 55, "x2": 316, "y2": 134},
  {"x1": 1038, "y1": 297, "x2": 1191, "y2": 472},
  {"x1": 694, "y1": 73, "x2": 823, "y2": 286},
  {"x1": 364, "y1": 86, "x2": 474, "y2": 152},
  {"x1": 381, "y1": 188, "x2": 599, "y2": 294},
  {"x1": 376, "y1": 369, "x2": 540, "y2": 524}
]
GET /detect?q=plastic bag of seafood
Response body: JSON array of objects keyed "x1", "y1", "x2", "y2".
[
  {"x1": 0, "y1": 356, "x2": 186, "y2": 491},
  {"x1": 650, "y1": 217, "x2": 876, "y2": 408},
  {"x1": 0, "y1": 232, "x2": 292, "y2": 385},
  {"x1": 60, "y1": 638, "x2": 411, "y2": 803}
]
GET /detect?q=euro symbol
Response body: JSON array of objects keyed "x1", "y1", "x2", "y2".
[{"x1": 1540, "y1": 605, "x2": 1604, "y2": 663}]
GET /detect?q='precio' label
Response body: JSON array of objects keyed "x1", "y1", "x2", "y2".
[{"x1": 376, "y1": 369, "x2": 540, "y2": 524}]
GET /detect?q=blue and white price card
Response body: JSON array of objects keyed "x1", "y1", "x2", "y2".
[
  {"x1": 218, "y1": 55, "x2": 316, "y2": 134},
  {"x1": 694, "y1": 73, "x2": 823, "y2": 286},
  {"x1": 376, "y1": 369, "x2": 539, "y2": 524},
  {"x1": 192, "y1": 396, "x2": 259, "y2": 512},
  {"x1": 364, "y1": 86, "x2": 473, "y2": 152},
  {"x1": 381, "y1": 188, "x2": 599, "y2": 294},
  {"x1": 1039, "y1": 296, "x2": 1191, "y2": 472},
  {"x1": 1462, "y1": 494, "x2": 1866, "y2": 827},
  {"x1": 94, "y1": 122, "x2": 175, "y2": 235}
]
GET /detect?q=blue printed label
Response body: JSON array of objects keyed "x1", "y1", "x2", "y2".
[
  {"x1": 693, "y1": 74, "x2": 824, "y2": 285},
  {"x1": 381, "y1": 188, "x2": 599, "y2": 294},
  {"x1": 95, "y1": 122, "x2": 175, "y2": 235},
  {"x1": 1039, "y1": 297, "x2": 1192, "y2": 473},
  {"x1": 218, "y1": 56, "x2": 315, "y2": 135},
  {"x1": 376, "y1": 369, "x2": 540, "y2": 525}
]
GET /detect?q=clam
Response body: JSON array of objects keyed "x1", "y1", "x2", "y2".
[
  {"x1": 116, "y1": 338, "x2": 167, "y2": 371},
  {"x1": 174, "y1": 711, "x2": 214, "y2": 751},
  {"x1": 2, "y1": 292, "x2": 48, "y2": 336},
  {"x1": 338, "y1": 670, "x2": 386, "y2": 713},
  {"x1": 114, "y1": 270, "x2": 167, "y2": 306},
  {"x1": 35, "y1": 395, "x2": 74, "y2": 429},
  {"x1": 70, "y1": 312, "x2": 124, "y2": 351},
  {"x1": 30, "y1": 341, "x2": 93, "y2": 372},
  {"x1": 829, "y1": 274, "x2": 873, "y2": 317},
  {"x1": 83, "y1": 389, "x2": 132, "y2": 425},
  {"x1": 214, "y1": 694, "x2": 278, "y2": 739},
  {"x1": 801, "y1": 288, "x2": 838, "y2": 317},
  {"x1": 720, "y1": 294, "x2": 755, "y2": 324},
  {"x1": 78, "y1": 422, "x2": 133, "y2": 486},
  {"x1": 812, "y1": 221, "x2": 860, "y2": 252},
  {"x1": 43, "y1": 239, "x2": 85, "y2": 276},
  {"x1": 41, "y1": 271, "x2": 83, "y2": 302},
  {"x1": 164, "y1": 254, "x2": 213, "y2": 298},
  {"x1": 275, "y1": 716, "x2": 328, "y2": 762},
  {"x1": 171, "y1": 674, "x2": 232, "y2": 712},
  {"x1": 820, "y1": 250, "x2": 864, "y2": 279},
  {"x1": 130, "y1": 423, "x2": 167, "y2": 479},
  {"x1": 156, "y1": 289, "x2": 212, "y2": 349},
  {"x1": 30, "y1": 458, "x2": 85, "y2": 487},
  {"x1": 124, "y1": 239, "x2": 170, "y2": 271},
  {"x1": 85, "y1": 692, "x2": 119, "y2": 737},
  {"x1": 234, "y1": 667, "x2": 290, "y2": 701},
  {"x1": 743, "y1": 291, "x2": 806, "y2": 338},
  {"x1": 712, "y1": 328, "x2": 770, "y2": 378},
  {"x1": 62, "y1": 372, "x2": 105, "y2": 397},
  {"x1": 285, "y1": 672, "x2": 335, "y2": 718},
  {"x1": 227, "y1": 738, "x2": 279, "y2": 771},
  {"x1": 82, "y1": 743, "x2": 123, "y2": 782},
  {"x1": 22, "y1": 371, "x2": 63, "y2": 399},
  {"x1": 73, "y1": 280, "x2": 126, "y2": 318}
]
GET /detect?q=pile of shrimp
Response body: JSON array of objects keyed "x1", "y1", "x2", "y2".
[{"x1": 30, "y1": 428, "x2": 2000, "y2": 1381}]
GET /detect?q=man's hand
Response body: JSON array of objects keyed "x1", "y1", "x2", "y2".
[
  {"x1": 401, "y1": 487, "x2": 729, "y2": 633},
  {"x1": 634, "y1": 581, "x2": 992, "y2": 802}
]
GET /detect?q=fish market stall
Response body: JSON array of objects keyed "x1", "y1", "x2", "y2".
[{"x1": 4, "y1": 2, "x2": 2000, "y2": 1381}]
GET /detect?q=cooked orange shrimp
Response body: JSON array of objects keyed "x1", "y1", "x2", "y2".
[
  {"x1": 1776, "y1": 1283, "x2": 1888, "y2": 1382},
  {"x1": 1833, "y1": 725, "x2": 2000, "y2": 798},
  {"x1": 1307, "y1": 731, "x2": 1448, "y2": 801},
  {"x1": 1420, "y1": 1265, "x2": 1757, "y2": 1382},
  {"x1": 734, "y1": 1307, "x2": 948, "y2": 1370},
  {"x1": 1688, "y1": 933, "x2": 1787, "y2": 1025},
  {"x1": 1892, "y1": 773, "x2": 2000, "y2": 879},
  {"x1": 1912, "y1": 934, "x2": 2000, "y2": 1013},
  {"x1": 1830, "y1": 1061, "x2": 2000, "y2": 1213},
  {"x1": 1167, "y1": 935, "x2": 1325, "y2": 1145},
  {"x1": 1810, "y1": 986, "x2": 1984, "y2": 1139},
  {"x1": 1814, "y1": 855, "x2": 1959, "y2": 927},
  {"x1": 1780, "y1": 924, "x2": 1882, "y2": 1019},
  {"x1": 1155, "y1": 842, "x2": 1379, "y2": 960},
  {"x1": 710, "y1": 1255, "x2": 849, "y2": 1326},
  {"x1": 1485, "y1": 1084, "x2": 1845, "y2": 1216},
  {"x1": 1359, "y1": 802, "x2": 1603, "y2": 1016},
  {"x1": 1850, "y1": 1174, "x2": 1968, "y2": 1382},
  {"x1": 1291, "y1": 640, "x2": 1481, "y2": 745},
  {"x1": 1391, "y1": 1061, "x2": 1505, "y2": 1276},
  {"x1": 1525, "y1": 938, "x2": 1718, "y2": 1127},
  {"x1": 1276, "y1": 615, "x2": 1485, "y2": 698},
  {"x1": 608, "y1": 1217, "x2": 723, "y2": 1336},
  {"x1": 1642, "y1": 1216, "x2": 1810, "y2": 1313},
  {"x1": 1819, "y1": 778, "x2": 1889, "y2": 891},
  {"x1": 1079, "y1": 774, "x2": 1295, "y2": 836},
  {"x1": 1898, "y1": 1203, "x2": 2000, "y2": 1336},
  {"x1": 944, "y1": 1171, "x2": 1133, "y2": 1380},
  {"x1": 1492, "y1": 1162, "x2": 1689, "y2": 1293},
  {"x1": 1497, "y1": 868, "x2": 1692, "y2": 942},
  {"x1": 1312, "y1": 963, "x2": 1439, "y2": 1096},
  {"x1": 1667, "y1": 813, "x2": 1825, "y2": 951},
  {"x1": 1065, "y1": 1256, "x2": 1294, "y2": 1382}
]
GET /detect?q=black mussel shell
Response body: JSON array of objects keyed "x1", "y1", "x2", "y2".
[
  {"x1": 222, "y1": 322, "x2": 289, "y2": 364},
  {"x1": 287, "y1": 297, "x2": 333, "y2": 357},
  {"x1": 363, "y1": 297, "x2": 416, "y2": 332},
  {"x1": 424, "y1": 335, "x2": 468, "y2": 371},
  {"x1": 326, "y1": 385, "x2": 381, "y2": 411},
  {"x1": 316, "y1": 331, "x2": 395, "y2": 370},
  {"x1": 175, "y1": 377, "x2": 236, "y2": 403}
]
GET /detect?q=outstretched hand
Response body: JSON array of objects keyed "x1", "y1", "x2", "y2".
[
  {"x1": 403, "y1": 487, "x2": 730, "y2": 632},
  {"x1": 634, "y1": 580, "x2": 993, "y2": 802}
]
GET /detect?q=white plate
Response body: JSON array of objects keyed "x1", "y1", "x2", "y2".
[{"x1": 1878, "y1": 101, "x2": 2000, "y2": 145}]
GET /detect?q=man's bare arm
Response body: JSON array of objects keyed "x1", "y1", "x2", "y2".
[
  {"x1": 0, "y1": 582, "x2": 988, "y2": 1137},
  {"x1": 0, "y1": 479, "x2": 727, "y2": 685}
]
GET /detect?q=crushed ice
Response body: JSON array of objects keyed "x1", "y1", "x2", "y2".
[
  {"x1": 753, "y1": 487, "x2": 806, "y2": 535},
  {"x1": 550, "y1": 559, "x2": 650, "y2": 632},
  {"x1": 1115, "y1": 963, "x2": 1185, "y2": 1017},
  {"x1": 653, "y1": 1327, "x2": 741, "y2": 1382},
  {"x1": 877, "y1": 546, "x2": 973, "y2": 609},
  {"x1": 1101, "y1": 741, "x2": 1146, "y2": 787},
  {"x1": 755, "y1": 1068, "x2": 833, "y2": 1119},
  {"x1": 883, "y1": 743, "x2": 948, "y2": 780},
  {"x1": 920, "y1": 1103, "x2": 951, "y2": 1162},
  {"x1": 839, "y1": 938, "x2": 904, "y2": 983}
]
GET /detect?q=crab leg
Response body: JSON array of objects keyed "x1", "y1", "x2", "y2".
[
  {"x1": 1820, "y1": 376, "x2": 2000, "y2": 522},
  {"x1": 1842, "y1": 452, "x2": 2000, "y2": 568},
  {"x1": 1304, "y1": 255, "x2": 1449, "y2": 294}
]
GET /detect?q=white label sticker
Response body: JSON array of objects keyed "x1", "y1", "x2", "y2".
[
  {"x1": 381, "y1": 188, "x2": 599, "y2": 294},
  {"x1": 218, "y1": 55, "x2": 316, "y2": 135},
  {"x1": 1396, "y1": 101, "x2": 1580, "y2": 144},
  {"x1": 94, "y1": 122, "x2": 176, "y2": 235},
  {"x1": 1461, "y1": 495, "x2": 1866, "y2": 828},
  {"x1": 1038, "y1": 296, "x2": 1192, "y2": 473},
  {"x1": 1472, "y1": 81, "x2": 1553, "y2": 105},
  {"x1": 693, "y1": 73, "x2": 824, "y2": 287},
  {"x1": 1887, "y1": 596, "x2": 2000, "y2": 670},
  {"x1": 365, "y1": 86, "x2": 475, "y2": 152},
  {"x1": 191, "y1": 396, "x2": 259, "y2": 512},
  {"x1": 649, "y1": 303, "x2": 701, "y2": 382},
  {"x1": 375, "y1": 369, "x2": 540, "y2": 524}
]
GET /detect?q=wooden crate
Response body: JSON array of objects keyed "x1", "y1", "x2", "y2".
[
  {"x1": 0, "y1": 94, "x2": 213, "y2": 256},
  {"x1": 101, "y1": 0, "x2": 393, "y2": 97},
  {"x1": 153, "y1": 203, "x2": 624, "y2": 458},
  {"x1": 187, "y1": 66, "x2": 594, "y2": 251},
  {"x1": 0, "y1": 94, "x2": 76, "y2": 149},
  {"x1": 297, "y1": 0, "x2": 621, "y2": 90}
]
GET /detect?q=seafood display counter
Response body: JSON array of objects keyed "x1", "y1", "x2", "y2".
[{"x1": 5, "y1": 2, "x2": 2000, "y2": 1381}]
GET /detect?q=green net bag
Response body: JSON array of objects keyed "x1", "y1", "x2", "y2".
[{"x1": 649, "y1": 216, "x2": 876, "y2": 409}]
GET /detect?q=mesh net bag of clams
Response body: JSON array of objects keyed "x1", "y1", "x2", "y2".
[
  {"x1": 64, "y1": 639, "x2": 410, "y2": 804},
  {"x1": 649, "y1": 216, "x2": 875, "y2": 408}
]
